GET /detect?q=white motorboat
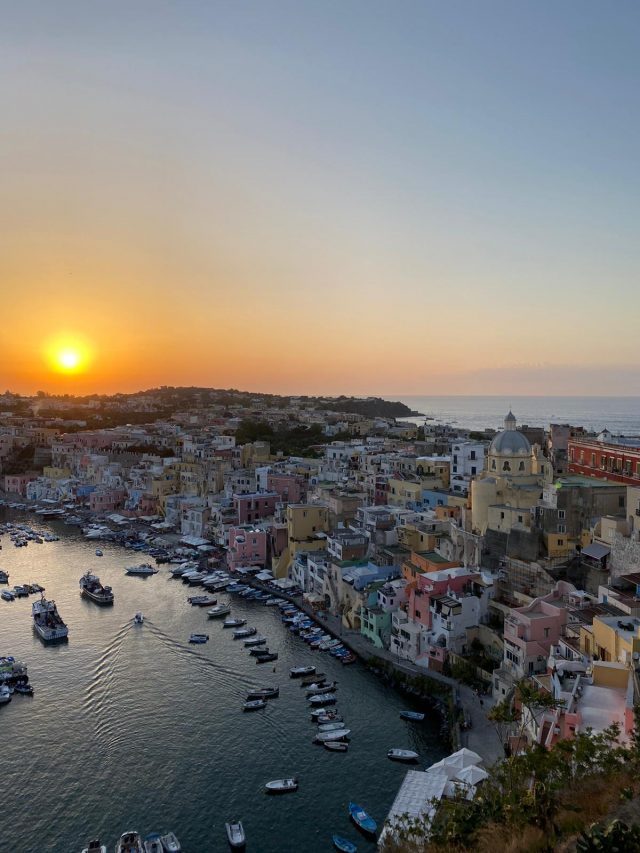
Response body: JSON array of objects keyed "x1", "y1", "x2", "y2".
[
  {"x1": 387, "y1": 748, "x2": 419, "y2": 763},
  {"x1": 244, "y1": 635, "x2": 267, "y2": 647},
  {"x1": 207, "y1": 604, "x2": 231, "y2": 618},
  {"x1": 134, "y1": 612, "x2": 144, "y2": 624},
  {"x1": 115, "y1": 830, "x2": 144, "y2": 852},
  {"x1": 223, "y1": 617, "x2": 246, "y2": 628},
  {"x1": 0, "y1": 684, "x2": 12, "y2": 705},
  {"x1": 225, "y1": 821, "x2": 246, "y2": 849},
  {"x1": 32, "y1": 596, "x2": 69, "y2": 642},
  {"x1": 317, "y1": 721, "x2": 347, "y2": 732},
  {"x1": 232, "y1": 627, "x2": 257, "y2": 639},
  {"x1": 306, "y1": 683, "x2": 338, "y2": 696},
  {"x1": 314, "y1": 728, "x2": 350, "y2": 743},
  {"x1": 159, "y1": 833, "x2": 181, "y2": 852},
  {"x1": 188, "y1": 633, "x2": 209, "y2": 644},
  {"x1": 243, "y1": 698, "x2": 266, "y2": 711},
  {"x1": 81, "y1": 840, "x2": 107, "y2": 853},
  {"x1": 125, "y1": 564, "x2": 158, "y2": 576},
  {"x1": 310, "y1": 708, "x2": 342, "y2": 721},
  {"x1": 246, "y1": 686, "x2": 279, "y2": 700},
  {"x1": 308, "y1": 692, "x2": 337, "y2": 706},
  {"x1": 264, "y1": 777, "x2": 298, "y2": 794},
  {"x1": 159, "y1": 833, "x2": 182, "y2": 852}
]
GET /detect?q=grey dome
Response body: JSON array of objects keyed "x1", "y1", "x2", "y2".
[{"x1": 489, "y1": 429, "x2": 531, "y2": 455}]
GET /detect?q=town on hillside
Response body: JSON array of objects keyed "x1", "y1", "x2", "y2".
[{"x1": 3, "y1": 387, "x2": 640, "y2": 763}]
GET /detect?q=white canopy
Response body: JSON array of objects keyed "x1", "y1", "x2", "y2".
[{"x1": 454, "y1": 764, "x2": 488, "y2": 785}]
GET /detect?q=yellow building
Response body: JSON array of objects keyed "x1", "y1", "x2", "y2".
[
  {"x1": 387, "y1": 478, "x2": 423, "y2": 509},
  {"x1": 42, "y1": 466, "x2": 71, "y2": 480},
  {"x1": 580, "y1": 615, "x2": 640, "y2": 664},
  {"x1": 277, "y1": 503, "x2": 330, "y2": 577}
]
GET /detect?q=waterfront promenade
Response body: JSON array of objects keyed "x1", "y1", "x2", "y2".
[{"x1": 254, "y1": 581, "x2": 504, "y2": 767}]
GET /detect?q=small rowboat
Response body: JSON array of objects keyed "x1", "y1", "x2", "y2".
[
  {"x1": 349, "y1": 802, "x2": 377, "y2": 837},
  {"x1": 246, "y1": 686, "x2": 279, "y2": 700},
  {"x1": 324, "y1": 741, "x2": 349, "y2": 753},
  {"x1": 256, "y1": 652, "x2": 278, "y2": 663},
  {"x1": 399, "y1": 710, "x2": 424, "y2": 722},
  {"x1": 388, "y1": 748, "x2": 419, "y2": 763},
  {"x1": 243, "y1": 699, "x2": 266, "y2": 712},
  {"x1": 264, "y1": 777, "x2": 298, "y2": 794},
  {"x1": 301, "y1": 672, "x2": 325, "y2": 686},
  {"x1": 314, "y1": 728, "x2": 350, "y2": 743},
  {"x1": 225, "y1": 821, "x2": 245, "y2": 849},
  {"x1": 290, "y1": 665, "x2": 316, "y2": 678},
  {"x1": 189, "y1": 633, "x2": 209, "y2": 644},
  {"x1": 332, "y1": 835, "x2": 357, "y2": 852}
]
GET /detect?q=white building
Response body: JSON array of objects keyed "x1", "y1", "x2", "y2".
[{"x1": 450, "y1": 441, "x2": 485, "y2": 494}]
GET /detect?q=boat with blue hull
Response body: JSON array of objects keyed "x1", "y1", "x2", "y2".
[
  {"x1": 349, "y1": 802, "x2": 377, "y2": 837},
  {"x1": 333, "y1": 836, "x2": 358, "y2": 852},
  {"x1": 400, "y1": 710, "x2": 424, "y2": 722}
]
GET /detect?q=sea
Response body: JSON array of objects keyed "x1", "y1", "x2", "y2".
[
  {"x1": 0, "y1": 510, "x2": 446, "y2": 853},
  {"x1": 392, "y1": 396, "x2": 640, "y2": 435}
]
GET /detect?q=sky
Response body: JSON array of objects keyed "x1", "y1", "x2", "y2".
[{"x1": 1, "y1": 0, "x2": 639, "y2": 397}]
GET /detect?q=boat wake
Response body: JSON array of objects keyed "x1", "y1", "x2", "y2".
[{"x1": 84, "y1": 621, "x2": 133, "y2": 752}]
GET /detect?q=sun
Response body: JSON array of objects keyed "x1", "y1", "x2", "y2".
[
  {"x1": 44, "y1": 335, "x2": 93, "y2": 377},
  {"x1": 57, "y1": 349, "x2": 81, "y2": 371}
]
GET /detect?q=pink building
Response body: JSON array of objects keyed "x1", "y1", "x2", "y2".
[
  {"x1": 234, "y1": 492, "x2": 279, "y2": 525},
  {"x1": 89, "y1": 488, "x2": 126, "y2": 513},
  {"x1": 267, "y1": 472, "x2": 306, "y2": 505},
  {"x1": 4, "y1": 473, "x2": 38, "y2": 496},
  {"x1": 408, "y1": 567, "x2": 481, "y2": 629},
  {"x1": 227, "y1": 526, "x2": 268, "y2": 571},
  {"x1": 501, "y1": 585, "x2": 571, "y2": 683}
]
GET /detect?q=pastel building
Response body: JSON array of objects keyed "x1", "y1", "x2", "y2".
[
  {"x1": 227, "y1": 526, "x2": 268, "y2": 571},
  {"x1": 234, "y1": 492, "x2": 279, "y2": 525}
]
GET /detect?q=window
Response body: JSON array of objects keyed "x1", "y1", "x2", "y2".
[
  {"x1": 500, "y1": 511, "x2": 505, "y2": 519},
  {"x1": 518, "y1": 515, "x2": 523, "y2": 523},
  {"x1": 619, "y1": 496, "x2": 625, "y2": 508},
  {"x1": 558, "y1": 510, "x2": 565, "y2": 519},
  {"x1": 471, "y1": 451, "x2": 476, "y2": 460},
  {"x1": 558, "y1": 539, "x2": 564, "y2": 546},
  {"x1": 415, "y1": 610, "x2": 421, "y2": 618},
  {"x1": 519, "y1": 461, "x2": 525, "y2": 471},
  {"x1": 558, "y1": 524, "x2": 566, "y2": 533},
  {"x1": 503, "y1": 461, "x2": 511, "y2": 471},
  {"x1": 591, "y1": 453, "x2": 596, "y2": 467},
  {"x1": 471, "y1": 466, "x2": 476, "y2": 475},
  {"x1": 544, "y1": 627, "x2": 550, "y2": 638},
  {"x1": 491, "y1": 459, "x2": 496, "y2": 470}
]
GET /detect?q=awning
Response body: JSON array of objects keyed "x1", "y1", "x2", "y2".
[{"x1": 582, "y1": 543, "x2": 610, "y2": 560}]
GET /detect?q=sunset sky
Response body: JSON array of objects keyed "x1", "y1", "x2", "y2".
[{"x1": 1, "y1": 1, "x2": 639, "y2": 397}]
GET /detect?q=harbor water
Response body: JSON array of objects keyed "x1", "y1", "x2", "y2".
[{"x1": 0, "y1": 510, "x2": 446, "y2": 853}]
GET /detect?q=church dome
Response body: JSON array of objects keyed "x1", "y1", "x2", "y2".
[{"x1": 489, "y1": 411, "x2": 531, "y2": 456}]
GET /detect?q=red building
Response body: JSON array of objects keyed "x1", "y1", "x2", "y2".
[{"x1": 568, "y1": 433, "x2": 640, "y2": 485}]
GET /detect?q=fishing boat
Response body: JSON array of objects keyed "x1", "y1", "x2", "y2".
[
  {"x1": 1, "y1": 590, "x2": 14, "y2": 601},
  {"x1": 249, "y1": 647, "x2": 272, "y2": 657},
  {"x1": 308, "y1": 693, "x2": 337, "y2": 706},
  {"x1": 244, "y1": 635, "x2": 267, "y2": 647},
  {"x1": 314, "y1": 728, "x2": 350, "y2": 743},
  {"x1": 143, "y1": 834, "x2": 163, "y2": 853},
  {"x1": 332, "y1": 835, "x2": 357, "y2": 852},
  {"x1": 399, "y1": 710, "x2": 425, "y2": 722},
  {"x1": 348, "y1": 803, "x2": 377, "y2": 838},
  {"x1": 95, "y1": 549, "x2": 103, "y2": 557},
  {"x1": 223, "y1": 617, "x2": 246, "y2": 628},
  {"x1": 341, "y1": 653, "x2": 357, "y2": 665},
  {"x1": 79, "y1": 571, "x2": 114, "y2": 605},
  {"x1": 225, "y1": 820, "x2": 246, "y2": 849},
  {"x1": 116, "y1": 831, "x2": 144, "y2": 852},
  {"x1": 387, "y1": 749, "x2": 419, "y2": 763},
  {"x1": 246, "y1": 686, "x2": 279, "y2": 700},
  {"x1": 243, "y1": 698, "x2": 266, "y2": 711},
  {"x1": 290, "y1": 665, "x2": 316, "y2": 678},
  {"x1": 301, "y1": 671, "x2": 325, "y2": 686},
  {"x1": 13, "y1": 683, "x2": 34, "y2": 696},
  {"x1": 159, "y1": 833, "x2": 182, "y2": 852},
  {"x1": 264, "y1": 777, "x2": 298, "y2": 794},
  {"x1": 125, "y1": 564, "x2": 158, "y2": 576},
  {"x1": 311, "y1": 710, "x2": 343, "y2": 722},
  {"x1": 232, "y1": 627, "x2": 257, "y2": 639},
  {"x1": 32, "y1": 596, "x2": 69, "y2": 642},
  {"x1": 81, "y1": 840, "x2": 107, "y2": 853},
  {"x1": 187, "y1": 595, "x2": 217, "y2": 607},
  {"x1": 0, "y1": 684, "x2": 12, "y2": 705},
  {"x1": 324, "y1": 741, "x2": 349, "y2": 753},
  {"x1": 134, "y1": 612, "x2": 144, "y2": 624},
  {"x1": 0, "y1": 570, "x2": 9, "y2": 583},
  {"x1": 302, "y1": 678, "x2": 328, "y2": 690},
  {"x1": 207, "y1": 604, "x2": 231, "y2": 618},
  {"x1": 256, "y1": 652, "x2": 278, "y2": 663},
  {"x1": 188, "y1": 633, "x2": 209, "y2": 644}
]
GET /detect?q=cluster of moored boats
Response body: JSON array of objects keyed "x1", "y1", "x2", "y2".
[
  {"x1": 80, "y1": 829, "x2": 182, "y2": 852},
  {"x1": 0, "y1": 521, "x2": 59, "y2": 548},
  {"x1": 0, "y1": 656, "x2": 34, "y2": 705}
]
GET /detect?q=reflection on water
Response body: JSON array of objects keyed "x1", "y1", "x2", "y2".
[{"x1": 0, "y1": 511, "x2": 446, "y2": 852}]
